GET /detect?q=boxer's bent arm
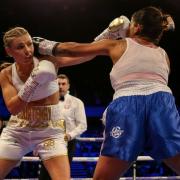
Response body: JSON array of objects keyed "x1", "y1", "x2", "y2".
[
  {"x1": 0, "y1": 60, "x2": 57, "y2": 115},
  {"x1": 0, "y1": 71, "x2": 27, "y2": 115},
  {"x1": 18, "y1": 60, "x2": 57, "y2": 102}
]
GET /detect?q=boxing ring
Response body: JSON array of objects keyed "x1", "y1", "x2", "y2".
[{"x1": 4, "y1": 137, "x2": 180, "y2": 180}]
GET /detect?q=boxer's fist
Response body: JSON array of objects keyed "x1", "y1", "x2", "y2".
[
  {"x1": 31, "y1": 60, "x2": 56, "y2": 84},
  {"x1": 32, "y1": 37, "x2": 60, "y2": 56},
  {"x1": 94, "y1": 15, "x2": 130, "y2": 41},
  {"x1": 109, "y1": 15, "x2": 130, "y2": 34},
  {"x1": 32, "y1": 37, "x2": 45, "y2": 57}
]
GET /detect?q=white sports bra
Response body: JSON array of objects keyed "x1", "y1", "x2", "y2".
[{"x1": 12, "y1": 57, "x2": 59, "y2": 101}]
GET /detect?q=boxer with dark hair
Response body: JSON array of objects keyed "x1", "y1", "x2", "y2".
[{"x1": 32, "y1": 6, "x2": 180, "y2": 180}]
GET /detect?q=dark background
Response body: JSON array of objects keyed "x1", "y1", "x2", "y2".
[
  {"x1": 0, "y1": 0, "x2": 180, "y2": 107},
  {"x1": 0, "y1": 1, "x2": 179, "y2": 177}
]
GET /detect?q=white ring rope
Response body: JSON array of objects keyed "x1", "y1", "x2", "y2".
[
  {"x1": 4, "y1": 176, "x2": 180, "y2": 180},
  {"x1": 76, "y1": 137, "x2": 104, "y2": 142},
  {"x1": 22, "y1": 155, "x2": 153, "y2": 162}
]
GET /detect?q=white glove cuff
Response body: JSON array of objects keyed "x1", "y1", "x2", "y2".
[
  {"x1": 39, "y1": 40, "x2": 58, "y2": 56},
  {"x1": 94, "y1": 28, "x2": 119, "y2": 41},
  {"x1": 18, "y1": 76, "x2": 39, "y2": 102}
]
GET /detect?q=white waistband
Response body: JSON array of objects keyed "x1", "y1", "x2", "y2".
[{"x1": 113, "y1": 81, "x2": 172, "y2": 100}]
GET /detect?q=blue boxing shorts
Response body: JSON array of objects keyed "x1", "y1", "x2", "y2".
[{"x1": 101, "y1": 91, "x2": 180, "y2": 162}]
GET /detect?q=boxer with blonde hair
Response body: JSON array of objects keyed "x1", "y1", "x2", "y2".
[{"x1": 0, "y1": 26, "x2": 93, "y2": 180}]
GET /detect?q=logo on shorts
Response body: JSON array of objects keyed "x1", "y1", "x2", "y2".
[
  {"x1": 43, "y1": 139, "x2": 55, "y2": 150},
  {"x1": 110, "y1": 126, "x2": 124, "y2": 138}
]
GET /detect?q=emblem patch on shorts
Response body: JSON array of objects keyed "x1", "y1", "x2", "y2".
[
  {"x1": 110, "y1": 126, "x2": 124, "y2": 138},
  {"x1": 43, "y1": 139, "x2": 55, "y2": 150}
]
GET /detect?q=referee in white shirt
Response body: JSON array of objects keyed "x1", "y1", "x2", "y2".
[{"x1": 39, "y1": 74, "x2": 87, "y2": 180}]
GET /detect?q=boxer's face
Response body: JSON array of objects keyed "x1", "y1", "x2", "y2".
[
  {"x1": 129, "y1": 18, "x2": 141, "y2": 37},
  {"x1": 5, "y1": 34, "x2": 34, "y2": 64}
]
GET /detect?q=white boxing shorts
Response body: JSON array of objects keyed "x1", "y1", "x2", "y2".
[{"x1": 0, "y1": 103, "x2": 67, "y2": 161}]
